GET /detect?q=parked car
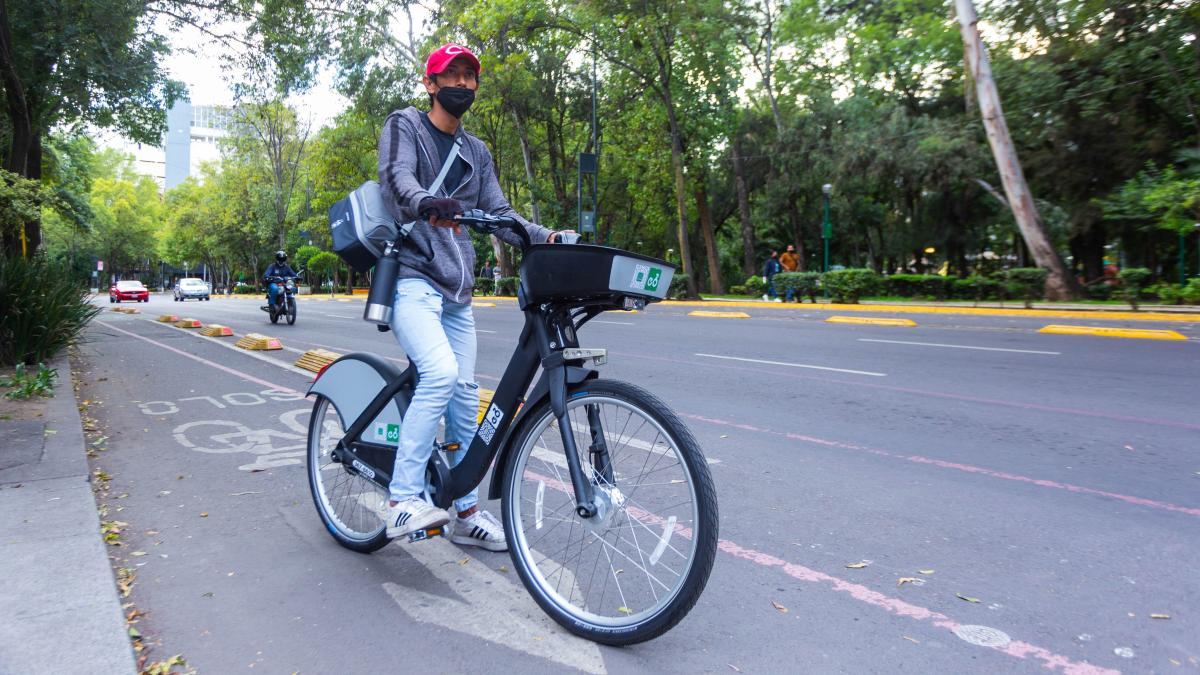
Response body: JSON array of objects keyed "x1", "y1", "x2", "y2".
[
  {"x1": 109, "y1": 280, "x2": 149, "y2": 303},
  {"x1": 173, "y1": 277, "x2": 211, "y2": 302}
]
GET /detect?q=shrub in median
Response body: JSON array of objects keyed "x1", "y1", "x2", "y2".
[
  {"x1": 1117, "y1": 268, "x2": 1152, "y2": 310},
  {"x1": 495, "y1": 276, "x2": 520, "y2": 296},
  {"x1": 1183, "y1": 279, "x2": 1200, "y2": 304},
  {"x1": 668, "y1": 273, "x2": 691, "y2": 299},
  {"x1": 728, "y1": 284, "x2": 747, "y2": 295},
  {"x1": 821, "y1": 268, "x2": 879, "y2": 304},
  {"x1": 743, "y1": 275, "x2": 765, "y2": 297},
  {"x1": 1003, "y1": 268, "x2": 1048, "y2": 308},
  {"x1": 884, "y1": 274, "x2": 949, "y2": 300},
  {"x1": 474, "y1": 276, "x2": 495, "y2": 296},
  {"x1": 0, "y1": 254, "x2": 101, "y2": 366},
  {"x1": 951, "y1": 276, "x2": 1003, "y2": 301},
  {"x1": 773, "y1": 272, "x2": 821, "y2": 302}
]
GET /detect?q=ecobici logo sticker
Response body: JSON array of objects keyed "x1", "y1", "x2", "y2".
[
  {"x1": 630, "y1": 265, "x2": 662, "y2": 292},
  {"x1": 373, "y1": 422, "x2": 401, "y2": 445},
  {"x1": 478, "y1": 403, "x2": 504, "y2": 445}
]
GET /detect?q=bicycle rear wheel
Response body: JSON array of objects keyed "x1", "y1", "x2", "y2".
[
  {"x1": 307, "y1": 396, "x2": 389, "y2": 552},
  {"x1": 501, "y1": 379, "x2": 718, "y2": 645}
]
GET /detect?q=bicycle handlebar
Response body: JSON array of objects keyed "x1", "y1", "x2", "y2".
[{"x1": 453, "y1": 210, "x2": 532, "y2": 252}]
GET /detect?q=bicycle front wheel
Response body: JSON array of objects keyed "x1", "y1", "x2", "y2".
[
  {"x1": 501, "y1": 379, "x2": 718, "y2": 645},
  {"x1": 307, "y1": 396, "x2": 389, "y2": 552}
]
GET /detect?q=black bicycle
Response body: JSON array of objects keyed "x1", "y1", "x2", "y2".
[{"x1": 304, "y1": 212, "x2": 718, "y2": 645}]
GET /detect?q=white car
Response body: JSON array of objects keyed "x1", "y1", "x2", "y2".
[{"x1": 173, "y1": 277, "x2": 211, "y2": 301}]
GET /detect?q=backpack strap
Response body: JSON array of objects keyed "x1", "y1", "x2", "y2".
[{"x1": 398, "y1": 136, "x2": 464, "y2": 240}]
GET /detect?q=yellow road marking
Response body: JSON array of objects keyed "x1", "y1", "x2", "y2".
[
  {"x1": 826, "y1": 316, "x2": 916, "y2": 327},
  {"x1": 687, "y1": 310, "x2": 751, "y2": 319},
  {"x1": 1038, "y1": 325, "x2": 1187, "y2": 341}
]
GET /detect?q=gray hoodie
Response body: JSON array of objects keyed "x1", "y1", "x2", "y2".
[{"x1": 378, "y1": 106, "x2": 552, "y2": 304}]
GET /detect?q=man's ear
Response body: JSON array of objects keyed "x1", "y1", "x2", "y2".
[{"x1": 422, "y1": 74, "x2": 437, "y2": 94}]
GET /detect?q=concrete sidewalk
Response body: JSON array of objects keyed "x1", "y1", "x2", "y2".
[{"x1": 0, "y1": 355, "x2": 135, "y2": 674}]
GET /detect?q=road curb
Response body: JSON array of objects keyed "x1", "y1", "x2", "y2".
[
  {"x1": 0, "y1": 354, "x2": 137, "y2": 674},
  {"x1": 662, "y1": 300, "x2": 1199, "y2": 322}
]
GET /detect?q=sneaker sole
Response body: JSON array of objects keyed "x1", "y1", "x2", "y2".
[
  {"x1": 386, "y1": 512, "x2": 450, "y2": 540},
  {"x1": 450, "y1": 533, "x2": 508, "y2": 552}
]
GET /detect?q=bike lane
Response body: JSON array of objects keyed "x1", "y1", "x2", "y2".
[{"x1": 76, "y1": 311, "x2": 1118, "y2": 674}]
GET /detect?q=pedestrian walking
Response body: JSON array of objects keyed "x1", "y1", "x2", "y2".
[
  {"x1": 762, "y1": 251, "x2": 782, "y2": 302},
  {"x1": 778, "y1": 245, "x2": 799, "y2": 302}
]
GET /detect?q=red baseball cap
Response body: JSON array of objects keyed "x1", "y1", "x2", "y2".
[{"x1": 425, "y1": 43, "x2": 481, "y2": 77}]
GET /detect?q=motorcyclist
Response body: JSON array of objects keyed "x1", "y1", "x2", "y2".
[{"x1": 263, "y1": 250, "x2": 298, "y2": 311}]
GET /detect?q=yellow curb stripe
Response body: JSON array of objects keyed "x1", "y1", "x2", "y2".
[
  {"x1": 826, "y1": 316, "x2": 917, "y2": 327},
  {"x1": 688, "y1": 310, "x2": 751, "y2": 319},
  {"x1": 1038, "y1": 325, "x2": 1188, "y2": 341},
  {"x1": 659, "y1": 300, "x2": 1198, "y2": 323}
]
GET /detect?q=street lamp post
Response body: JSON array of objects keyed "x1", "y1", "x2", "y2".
[
  {"x1": 822, "y1": 184, "x2": 832, "y2": 301},
  {"x1": 1195, "y1": 223, "x2": 1200, "y2": 279}
]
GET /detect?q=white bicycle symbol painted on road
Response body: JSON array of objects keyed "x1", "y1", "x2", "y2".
[{"x1": 173, "y1": 408, "x2": 311, "y2": 471}]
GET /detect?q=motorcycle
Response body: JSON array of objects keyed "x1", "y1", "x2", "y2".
[{"x1": 262, "y1": 275, "x2": 299, "y2": 325}]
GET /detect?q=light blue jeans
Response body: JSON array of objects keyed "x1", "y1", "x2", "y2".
[{"x1": 387, "y1": 278, "x2": 479, "y2": 513}]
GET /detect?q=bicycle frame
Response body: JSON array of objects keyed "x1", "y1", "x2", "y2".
[{"x1": 318, "y1": 293, "x2": 612, "y2": 516}]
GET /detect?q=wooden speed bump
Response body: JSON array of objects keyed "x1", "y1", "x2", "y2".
[
  {"x1": 825, "y1": 316, "x2": 917, "y2": 327},
  {"x1": 295, "y1": 348, "x2": 342, "y2": 373},
  {"x1": 156, "y1": 314, "x2": 179, "y2": 322},
  {"x1": 111, "y1": 307, "x2": 140, "y2": 314},
  {"x1": 688, "y1": 310, "x2": 751, "y2": 319},
  {"x1": 1038, "y1": 325, "x2": 1187, "y2": 341},
  {"x1": 174, "y1": 318, "x2": 202, "y2": 328},
  {"x1": 236, "y1": 333, "x2": 283, "y2": 350},
  {"x1": 199, "y1": 324, "x2": 234, "y2": 337}
]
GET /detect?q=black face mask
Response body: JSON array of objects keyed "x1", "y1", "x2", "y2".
[{"x1": 436, "y1": 86, "x2": 475, "y2": 118}]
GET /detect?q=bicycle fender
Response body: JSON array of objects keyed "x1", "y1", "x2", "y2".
[
  {"x1": 487, "y1": 365, "x2": 598, "y2": 500},
  {"x1": 308, "y1": 353, "x2": 405, "y2": 444}
]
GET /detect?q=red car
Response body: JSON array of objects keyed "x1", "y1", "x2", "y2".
[{"x1": 109, "y1": 280, "x2": 149, "y2": 303}]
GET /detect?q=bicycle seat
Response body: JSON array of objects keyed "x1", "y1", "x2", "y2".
[{"x1": 520, "y1": 244, "x2": 676, "y2": 307}]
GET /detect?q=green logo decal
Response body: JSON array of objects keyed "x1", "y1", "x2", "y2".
[
  {"x1": 385, "y1": 423, "x2": 400, "y2": 443},
  {"x1": 645, "y1": 267, "x2": 662, "y2": 291}
]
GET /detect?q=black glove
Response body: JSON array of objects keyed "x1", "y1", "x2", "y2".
[{"x1": 419, "y1": 197, "x2": 465, "y2": 221}]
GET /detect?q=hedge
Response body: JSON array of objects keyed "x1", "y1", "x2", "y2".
[
  {"x1": 822, "y1": 268, "x2": 879, "y2": 304},
  {"x1": 773, "y1": 272, "x2": 822, "y2": 302}
]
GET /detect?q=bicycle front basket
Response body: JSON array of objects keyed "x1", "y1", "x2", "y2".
[{"x1": 520, "y1": 244, "x2": 676, "y2": 305}]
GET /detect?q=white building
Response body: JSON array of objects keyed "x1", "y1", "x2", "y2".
[{"x1": 102, "y1": 100, "x2": 231, "y2": 190}]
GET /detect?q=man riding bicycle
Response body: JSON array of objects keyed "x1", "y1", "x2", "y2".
[
  {"x1": 263, "y1": 250, "x2": 297, "y2": 311},
  {"x1": 377, "y1": 43, "x2": 572, "y2": 550}
]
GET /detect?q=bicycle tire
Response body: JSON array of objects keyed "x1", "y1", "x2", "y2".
[
  {"x1": 501, "y1": 379, "x2": 718, "y2": 645},
  {"x1": 306, "y1": 395, "x2": 389, "y2": 553}
]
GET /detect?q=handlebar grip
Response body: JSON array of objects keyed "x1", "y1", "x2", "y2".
[{"x1": 557, "y1": 232, "x2": 582, "y2": 245}]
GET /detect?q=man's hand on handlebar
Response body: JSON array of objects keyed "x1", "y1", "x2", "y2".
[{"x1": 420, "y1": 197, "x2": 466, "y2": 234}]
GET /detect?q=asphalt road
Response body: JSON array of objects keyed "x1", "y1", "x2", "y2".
[{"x1": 77, "y1": 293, "x2": 1200, "y2": 673}]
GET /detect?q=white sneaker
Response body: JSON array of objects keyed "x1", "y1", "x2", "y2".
[
  {"x1": 762, "y1": 294, "x2": 769, "y2": 301},
  {"x1": 385, "y1": 497, "x2": 450, "y2": 539},
  {"x1": 773, "y1": 298, "x2": 782, "y2": 303},
  {"x1": 451, "y1": 510, "x2": 508, "y2": 552}
]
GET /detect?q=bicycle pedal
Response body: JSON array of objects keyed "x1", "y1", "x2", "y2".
[{"x1": 406, "y1": 525, "x2": 445, "y2": 543}]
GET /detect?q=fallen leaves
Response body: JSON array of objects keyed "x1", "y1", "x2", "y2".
[
  {"x1": 1150, "y1": 613, "x2": 1171, "y2": 620},
  {"x1": 771, "y1": 600, "x2": 788, "y2": 613},
  {"x1": 918, "y1": 569, "x2": 935, "y2": 575},
  {"x1": 902, "y1": 636, "x2": 920, "y2": 644},
  {"x1": 845, "y1": 561, "x2": 870, "y2": 569},
  {"x1": 897, "y1": 577, "x2": 918, "y2": 587},
  {"x1": 199, "y1": 512, "x2": 208, "y2": 518},
  {"x1": 956, "y1": 594, "x2": 981, "y2": 603},
  {"x1": 617, "y1": 606, "x2": 633, "y2": 615}
]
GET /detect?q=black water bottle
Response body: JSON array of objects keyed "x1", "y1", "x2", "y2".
[{"x1": 364, "y1": 242, "x2": 399, "y2": 327}]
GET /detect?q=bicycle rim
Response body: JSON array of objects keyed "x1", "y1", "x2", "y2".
[
  {"x1": 308, "y1": 397, "x2": 387, "y2": 542},
  {"x1": 507, "y1": 391, "x2": 702, "y2": 630}
]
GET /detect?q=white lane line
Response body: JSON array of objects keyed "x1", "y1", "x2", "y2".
[
  {"x1": 592, "y1": 320, "x2": 635, "y2": 326},
  {"x1": 695, "y1": 353, "x2": 886, "y2": 377},
  {"x1": 137, "y1": 317, "x2": 316, "y2": 379},
  {"x1": 857, "y1": 338, "x2": 1060, "y2": 355},
  {"x1": 322, "y1": 313, "x2": 357, "y2": 319}
]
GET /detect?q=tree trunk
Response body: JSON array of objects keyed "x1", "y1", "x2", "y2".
[
  {"x1": 731, "y1": 135, "x2": 756, "y2": 278},
  {"x1": 512, "y1": 110, "x2": 541, "y2": 224},
  {"x1": 695, "y1": 183, "x2": 724, "y2": 294},
  {"x1": 663, "y1": 96, "x2": 697, "y2": 297},
  {"x1": 956, "y1": 0, "x2": 1079, "y2": 299}
]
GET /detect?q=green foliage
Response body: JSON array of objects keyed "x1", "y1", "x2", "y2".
[
  {"x1": 1004, "y1": 268, "x2": 1049, "y2": 308},
  {"x1": 1, "y1": 363, "x2": 58, "y2": 399},
  {"x1": 1117, "y1": 268, "x2": 1152, "y2": 310},
  {"x1": 728, "y1": 285, "x2": 747, "y2": 295},
  {"x1": 1184, "y1": 279, "x2": 1200, "y2": 305},
  {"x1": 821, "y1": 269, "x2": 879, "y2": 304},
  {"x1": 773, "y1": 272, "x2": 821, "y2": 303},
  {"x1": 883, "y1": 274, "x2": 950, "y2": 300},
  {"x1": 950, "y1": 276, "x2": 1003, "y2": 301},
  {"x1": 294, "y1": 245, "x2": 323, "y2": 272},
  {"x1": 307, "y1": 252, "x2": 341, "y2": 279},
  {"x1": 496, "y1": 276, "x2": 520, "y2": 296},
  {"x1": 743, "y1": 275, "x2": 765, "y2": 296},
  {"x1": 668, "y1": 274, "x2": 692, "y2": 300},
  {"x1": 0, "y1": 255, "x2": 101, "y2": 366},
  {"x1": 233, "y1": 282, "x2": 256, "y2": 294},
  {"x1": 473, "y1": 277, "x2": 496, "y2": 296}
]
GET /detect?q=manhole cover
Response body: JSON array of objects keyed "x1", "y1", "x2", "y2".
[{"x1": 953, "y1": 624, "x2": 1012, "y2": 648}]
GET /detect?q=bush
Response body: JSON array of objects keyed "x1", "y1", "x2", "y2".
[
  {"x1": 1083, "y1": 283, "x2": 1114, "y2": 301},
  {"x1": 743, "y1": 275, "x2": 765, "y2": 296},
  {"x1": 728, "y1": 284, "x2": 747, "y2": 295},
  {"x1": 668, "y1": 273, "x2": 691, "y2": 299},
  {"x1": 884, "y1": 274, "x2": 950, "y2": 300},
  {"x1": 773, "y1": 272, "x2": 821, "y2": 302},
  {"x1": 496, "y1": 276, "x2": 520, "y2": 296},
  {"x1": 951, "y1": 276, "x2": 1003, "y2": 301},
  {"x1": 1183, "y1": 278, "x2": 1200, "y2": 304},
  {"x1": 1117, "y1": 267, "x2": 1152, "y2": 310},
  {"x1": 1003, "y1": 268, "x2": 1049, "y2": 308},
  {"x1": 233, "y1": 282, "x2": 256, "y2": 294},
  {"x1": 473, "y1": 276, "x2": 495, "y2": 296},
  {"x1": 821, "y1": 268, "x2": 879, "y2": 304},
  {"x1": 0, "y1": 255, "x2": 102, "y2": 366}
]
